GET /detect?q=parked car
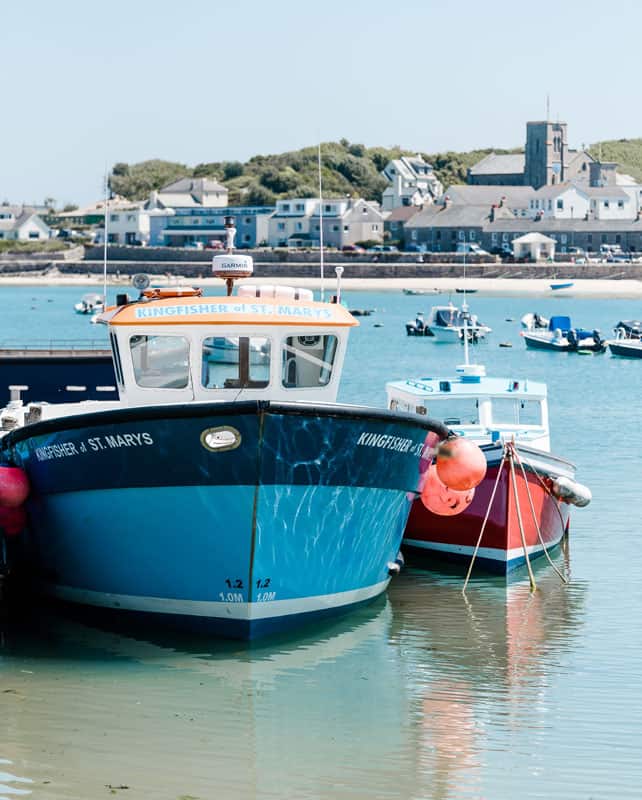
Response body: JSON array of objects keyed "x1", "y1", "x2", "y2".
[
  {"x1": 184, "y1": 241, "x2": 204, "y2": 250},
  {"x1": 205, "y1": 240, "x2": 224, "y2": 250},
  {"x1": 342, "y1": 244, "x2": 365, "y2": 253},
  {"x1": 456, "y1": 243, "x2": 489, "y2": 256}
]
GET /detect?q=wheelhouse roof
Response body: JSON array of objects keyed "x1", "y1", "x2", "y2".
[
  {"x1": 107, "y1": 295, "x2": 358, "y2": 327},
  {"x1": 387, "y1": 375, "x2": 547, "y2": 399}
]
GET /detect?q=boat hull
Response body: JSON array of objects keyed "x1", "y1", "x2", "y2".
[
  {"x1": 5, "y1": 401, "x2": 445, "y2": 639},
  {"x1": 608, "y1": 340, "x2": 642, "y2": 358},
  {"x1": 402, "y1": 444, "x2": 573, "y2": 574},
  {"x1": 522, "y1": 332, "x2": 604, "y2": 352}
]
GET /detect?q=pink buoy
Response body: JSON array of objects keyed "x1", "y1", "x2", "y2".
[
  {"x1": 0, "y1": 466, "x2": 30, "y2": 508},
  {"x1": 421, "y1": 464, "x2": 475, "y2": 516},
  {"x1": 435, "y1": 437, "x2": 486, "y2": 491},
  {"x1": 0, "y1": 505, "x2": 27, "y2": 537}
]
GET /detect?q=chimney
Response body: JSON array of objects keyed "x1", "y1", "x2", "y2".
[
  {"x1": 499, "y1": 195, "x2": 507, "y2": 208},
  {"x1": 490, "y1": 203, "x2": 497, "y2": 223},
  {"x1": 443, "y1": 195, "x2": 452, "y2": 209}
]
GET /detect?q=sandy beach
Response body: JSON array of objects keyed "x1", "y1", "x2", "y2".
[{"x1": 0, "y1": 271, "x2": 641, "y2": 297}]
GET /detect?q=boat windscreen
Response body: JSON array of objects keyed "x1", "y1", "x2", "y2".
[{"x1": 435, "y1": 309, "x2": 463, "y2": 327}]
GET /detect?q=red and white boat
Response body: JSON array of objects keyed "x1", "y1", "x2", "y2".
[{"x1": 386, "y1": 360, "x2": 591, "y2": 574}]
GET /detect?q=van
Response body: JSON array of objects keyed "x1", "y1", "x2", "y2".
[{"x1": 456, "y1": 243, "x2": 489, "y2": 256}]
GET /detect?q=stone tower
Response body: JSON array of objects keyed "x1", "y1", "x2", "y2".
[{"x1": 524, "y1": 121, "x2": 568, "y2": 189}]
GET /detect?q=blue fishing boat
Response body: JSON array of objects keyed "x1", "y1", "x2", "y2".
[{"x1": 0, "y1": 249, "x2": 449, "y2": 639}]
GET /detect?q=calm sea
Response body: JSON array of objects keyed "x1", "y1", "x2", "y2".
[{"x1": 0, "y1": 285, "x2": 640, "y2": 799}]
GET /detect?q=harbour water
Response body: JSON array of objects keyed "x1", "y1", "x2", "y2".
[{"x1": 1, "y1": 286, "x2": 641, "y2": 799}]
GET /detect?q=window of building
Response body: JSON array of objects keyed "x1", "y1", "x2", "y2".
[
  {"x1": 362, "y1": 206, "x2": 368, "y2": 214},
  {"x1": 372, "y1": 224, "x2": 379, "y2": 231},
  {"x1": 28, "y1": 231, "x2": 39, "y2": 239},
  {"x1": 557, "y1": 199, "x2": 563, "y2": 210},
  {"x1": 491, "y1": 233, "x2": 498, "y2": 244},
  {"x1": 601, "y1": 234, "x2": 608, "y2": 243},
  {"x1": 282, "y1": 335, "x2": 337, "y2": 389},
  {"x1": 548, "y1": 200, "x2": 552, "y2": 210},
  {"x1": 127, "y1": 214, "x2": 135, "y2": 222},
  {"x1": 587, "y1": 234, "x2": 593, "y2": 243},
  {"x1": 277, "y1": 222, "x2": 285, "y2": 231},
  {"x1": 458, "y1": 230, "x2": 465, "y2": 241},
  {"x1": 202, "y1": 337, "x2": 270, "y2": 389},
  {"x1": 244, "y1": 217, "x2": 252, "y2": 224},
  {"x1": 130, "y1": 335, "x2": 190, "y2": 389},
  {"x1": 435, "y1": 231, "x2": 441, "y2": 240},
  {"x1": 604, "y1": 200, "x2": 610, "y2": 208},
  {"x1": 618, "y1": 200, "x2": 624, "y2": 209},
  {"x1": 295, "y1": 204, "x2": 304, "y2": 212},
  {"x1": 502, "y1": 233, "x2": 509, "y2": 242},
  {"x1": 243, "y1": 234, "x2": 251, "y2": 243},
  {"x1": 324, "y1": 205, "x2": 332, "y2": 213},
  {"x1": 282, "y1": 204, "x2": 290, "y2": 212},
  {"x1": 332, "y1": 225, "x2": 339, "y2": 232},
  {"x1": 343, "y1": 225, "x2": 349, "y2": 232},
  {"x1": 616, "y1": 234, "x2": 621, "y2": 244},
  {"x1": 0, "y1": 233, "x2": 4, "y2": 239},
  {"x1": 469, "y1": 230, "x2": 476, "y2": 241},
  {"x1": 314, "y1": 225, "x2": 320, "y2": 231},
  {"x1": 110, "y1": 214, "x2": 119, "y2": 222},
  {"x1": 561, "y1": 234, "x2": 567, "y2": 243},
  {"x1": 451, "y1": 231, "x2": 457, "y2": 241},
  {"x1": 107, "y1": 233, "x2": 118, "y2": 243},
  {"x1": 582, "y1": 162, "x2": 587, "y2": 171},
  {"x1": 411, "y1": 230, "x2": 418, "y2": 241},
  {"x1": 295, "y1": 222, "x2": 302, "y2": 231}
]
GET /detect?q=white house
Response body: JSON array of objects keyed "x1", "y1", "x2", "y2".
[
  {"x1": 0, "y1": 206, "x2": 51, "y2": 241},
  {"x1": 267, "y1": 197, "x2": 384, "y2": 248},
  {"x1": 530, "y1": 183, "x2": 637, "y2": 221},
  {"x1": 512, "y1": 232, "x2": 556, "y2": 261},
  {"x1": 381, "y1": 156, "x2": 443, "y2": 211},
  {"x1": 150, "y1": 178, "x2": 229, "y2": 209}
]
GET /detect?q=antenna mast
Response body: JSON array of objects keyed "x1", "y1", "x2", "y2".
[
  {"x1": 103, "y1": 170, "x2": 109, "y2": 307},
  {"x1": 318, "y1": 142, "x2": 325, "y2": 302}
]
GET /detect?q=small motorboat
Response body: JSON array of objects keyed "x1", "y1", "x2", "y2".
[
  {"x1": 349, "y1": 309, "x2": 374, "y2": 317},
  {"x1": 455, "y1": 288, "x2": 478, "y2": 294},
  {"x1": 74, "y1": 293, "x2": 105, "y2": 315},
  {"x1": 607, "y1": 319, "x2": 642, "y2": 358},
  {"x1": 408, "y1": 303, "x2": 491, "y2": 342},
  {"x1": 550, "y1": 281, "x2": 575, "y2": 291},
  {"x1": 521, "y1": 314, "x2": 605, "y2": 352},
  {"x1": 402, "y1": 289, "x2": 439, "y2": 296},
  {"x1": 405, "y1": 312, "x2": 434, "y2": 337},
  {"x1": 387, "y1": 356, "x2": 591, "y2": 574},
  {"x1": 521, "y1": 312, "x2": 549, "y2": 331}
]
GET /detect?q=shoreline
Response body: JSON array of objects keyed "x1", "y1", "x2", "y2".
[{"x1": 0, "y1": 273, "x2": 641, "y2": 296}]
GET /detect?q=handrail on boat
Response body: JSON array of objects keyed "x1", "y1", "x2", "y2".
[{"x1": 0, "y1": 339, "x2": 109, "y2": 352}]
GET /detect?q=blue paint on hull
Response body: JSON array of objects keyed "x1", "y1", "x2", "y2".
[{"x1": 6, "y1": 403, "x2": 442, "y2": 639}]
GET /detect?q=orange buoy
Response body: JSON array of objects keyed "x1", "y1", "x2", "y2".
[
  {"x1": 420, "y1": 465, "x2": 475, "y2": 516},
  {"x1": 0, "y1": 505, "x2": 27, "y2": 537},
  {"x1": 0, "y1": 466, "x2": 29, "y2": 508},
  {"x1": 435, "y1": 437, "x2": 486, "y2": 491}
]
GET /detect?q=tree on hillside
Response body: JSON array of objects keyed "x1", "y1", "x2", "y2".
[{"x1": 109, "y1": 159, "x2": 191, "y2": 200}]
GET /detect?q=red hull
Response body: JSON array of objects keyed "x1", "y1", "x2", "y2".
[{"x1": 403, "y1": 448, "x2": 572, "y2": 573}]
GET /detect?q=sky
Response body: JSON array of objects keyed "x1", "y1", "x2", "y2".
[{"x1": 3, "y1": 0, "x2": 642, "y2": 206}]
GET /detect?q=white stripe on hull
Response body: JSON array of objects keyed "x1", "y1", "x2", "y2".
[
  {"x1": 403, "y1": 536, "x2": 564, "y2": 563},
  {"x1": 43, "y1": 580, "x2": 390, "y2": 621}
]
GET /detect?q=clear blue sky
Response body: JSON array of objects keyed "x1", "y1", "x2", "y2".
[{"x1": 3, "y1": 0, "x2": 642, "y2": 205}]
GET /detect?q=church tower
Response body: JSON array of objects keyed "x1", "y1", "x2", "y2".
[{"x1": 524, "y1": 121, "x2": 568, "y2": 189}]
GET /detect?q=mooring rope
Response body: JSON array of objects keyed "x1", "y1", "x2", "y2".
[
  {"x1": 513, "y1": 446, "x2": 568, "y2": 584},
  {"x1": 507, "y1": 444, "x2": 537, "y2": 592},
  {"x1": 513, "y1": 447, "x2": 568, "y2": 533},
  {"x1": 462, "y1": 451, "x2": 507, "y2": 594}
]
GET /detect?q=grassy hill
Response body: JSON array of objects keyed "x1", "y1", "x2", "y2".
[
  {"x1": 108, "y1": 141, "x2": 519, "y2": 205},
  {"x1": 108, "y1": 138, "x2": 642, "y2": 205}
]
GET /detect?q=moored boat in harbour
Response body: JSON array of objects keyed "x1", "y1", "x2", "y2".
[
  {"x1": 0, "y1": 237, "x2": 459, "y2": 639},
  {"x1": 521, "y1": 313, "x2": 605, "y2": 352},
  {"x1": 607, "y1": 319, "x2": 642, "y2": 358},
  {"x1": 386, "y1": 347, "x2": 591, "y2": 574}
]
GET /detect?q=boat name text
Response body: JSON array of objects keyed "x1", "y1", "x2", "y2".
[
  {"x1": 34, "y1": 432, "x2": 154, "y2": 461},
  {"x1": 356, "y1": 431, "x2": 429, "y2": 456},
  {"x1": 134, "y1": 303, "x2": 333, "y2": 320}
]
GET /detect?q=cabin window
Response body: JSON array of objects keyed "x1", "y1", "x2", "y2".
[
  {"x1": 201, "y1": 336, "x2": 271, "y2": 389},
  {"x1": 110, "y1": 332, "x2": 124, "y2": 387},
  {"x1": 427, "y1": 398, "x2": 479, "y2": 427},
  {"x1": 130, "y1": 335, "x2": 190, "y2": 389},
  {"x1": 282, "y1": 335, "x2": 338, "y2": 388},
  {"x1": 491, "y1": 398, "x2": 542, "y2": 426}
]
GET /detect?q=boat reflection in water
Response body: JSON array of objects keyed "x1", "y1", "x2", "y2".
[
  {"x1": 387, "y1": 554, "x2": 587, "y2": 799},
  {"x1": 0, "y1": 553, "x2": 586, "y2": 800}
]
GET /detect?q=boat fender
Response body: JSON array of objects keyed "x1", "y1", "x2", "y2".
[
  {"x1": 435, "y1": 437, "x2": 487, "y2": 491},
  {"x1": 0, "y1": 505, "x2": 27, "y2": 537},
  {"x1": 0, "y1": 466, "x2": 29, "y2": 508},
  {"x1": 421, "y1": 464, "x2": 475, "y2": 517},
  {"x1": 551, "y1": 476, "x2": 592, "y2": 508}
]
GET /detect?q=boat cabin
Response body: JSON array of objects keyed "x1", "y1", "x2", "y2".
[
  {"x1": 386, "y1": 365, "x2": 550, "y2": 451},
  {"x1": 105, "y1": 286, "x2": 357, "y2": 406}
]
